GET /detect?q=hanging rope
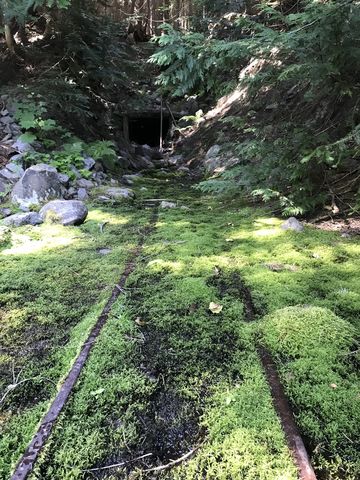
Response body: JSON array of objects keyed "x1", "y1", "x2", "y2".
[{"x1": 160, "y1": 96, "x2": 163, "y2": 152}]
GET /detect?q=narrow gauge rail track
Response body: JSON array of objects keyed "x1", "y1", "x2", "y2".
[
  {"x1": 11, "y1": 208, "x2": 159, "y2": 480},
  {"x1": 12, "y1": 204, "x2": 317, "y2": 480},
  {"x1": 237, "y1": 277, "x2": 317, "y2": 480}
]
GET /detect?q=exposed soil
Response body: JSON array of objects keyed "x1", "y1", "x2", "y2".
[{"x1": 310, "y1": 216, "x2": 360, "y2": 235}]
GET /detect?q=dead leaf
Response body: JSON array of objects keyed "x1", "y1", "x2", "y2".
[
  {"x1": 135, "y1": 317, "x2": 148, "y2": 326},
  {"x1": 214, "y1": 266, "x2": 220, "y2": 276},
  {"x1": 209, "y1": 302, "x2": 223, "y2": 314},
  {"x1": 330, "y1": 383, "x2": 337, "y2": 389},
  {"x1": 225, "y1": 238, "x2": 234, "y2": 242}
]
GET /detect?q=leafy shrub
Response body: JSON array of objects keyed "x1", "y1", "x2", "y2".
[{"x1": 155, "y1": 2, "x2": 360, "y2": 214}]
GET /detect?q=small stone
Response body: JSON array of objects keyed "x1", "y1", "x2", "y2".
[
  {"x1": 12, "y1": 138, "x2": 34, "y2": 153},
  {"x1": 77, "y1": 178, "x2": 94, "y2": 189},
  {"x1": 69, "y1": 165, "x2": 82, "y2": 179},
  {"x1": 121, "y1": 174, "x2": 141, "y2": 186},
  {"x1": 65, "y1": 187, "x2": 77, "y2": 199},
  {"x1": 2, "y1": 212, "x2": 43, "y2": 227},
  {"x1": 105, "y1": 187, "x2": 135, "y2": 200},
  {"x1": 58, "y1": 173, "x2": 70, "y2": 186},
  {"x1": 168, "y1": 154, "x2": 183, "y2": 166},
  {"x1": 206, "y1": 145, "x2": 221, "y2": 159},
  {"x1": 0, "y1": 116, "x2": 12, "y2": 125},
  {"x1": 281, "y1": 217, "x2": 304, "y2": 232},
  {"x1": 97, "y1": 195, "x2": 111, "y2": 202},
  {"x1": 77, "y1": 188, "x2": 88, "y2": 201},
  {"x1": 97, "y1": 247, "x2": 112, "y2": 255},
  {"x1": 0, "y1": 163, "x2": 25, "y2": 183},
  {"x1": 83, "y1": 156, "x2": 96, "y2": 170},
  {"x1": 160, "y1": 201, "x2": 177, "y2": 209},
  {"x1": 9, "y1": 154, "x2": 24, "y2": 164},
  {"x1": 0, "y1": 207, "x2": 12, "y2": 219},
  {"x1": 341, "y1": 232, "x2": 351, "y2": 238}
]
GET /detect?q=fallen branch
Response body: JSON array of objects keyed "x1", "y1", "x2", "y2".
[
  {"x1": 143, "y1": 447, "x2": 199, "y2": 473},
  {"x1": 82, "y1": 452, "x2": 153, "y2": 473}
]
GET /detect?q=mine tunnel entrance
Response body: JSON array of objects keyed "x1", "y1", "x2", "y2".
[{"x1": 128, "y1": 114, "x2": 171, "y2": 147}]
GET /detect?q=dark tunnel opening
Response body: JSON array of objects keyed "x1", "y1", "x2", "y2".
[{"x1": 128, "y1": 115, "x2": 171, "y2": 147}]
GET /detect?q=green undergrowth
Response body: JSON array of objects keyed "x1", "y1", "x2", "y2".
[
  {"x1": 0, "y1": 202, "x2": 150, "y2": 478},
  {"x1": 2, "y1": 175, "x2": 360, "y2": 479},
  {"x1": 261, "y1": 306, "x2": 360, "y2": 478}
]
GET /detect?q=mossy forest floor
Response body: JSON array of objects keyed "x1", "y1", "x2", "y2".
[{"x1": 1, "y1": 174, "x2": 359, "y2": 480}]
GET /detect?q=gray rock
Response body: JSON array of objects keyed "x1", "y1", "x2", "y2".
[
  {"x1": 0, "y1": 177, "x2": 12, "y2": 195},
  {"x1": 281, "y1": 217, "x2": 304, "y2": 232},
  {"x1": 9, "y1": 154, "x2": 24, "y2": 164},
  {"x1": 121, "y1": 174, "x2": 141, "y2": 186},
  {"x1": 69, "y1": 165, "x2": 82, "y2": 179},
  {"x1": 0, "y1": 207, "x2": 12, "y2": 219},
  {"x1": 178, "y1": 166, "x2": 190, "y2": 173},
  {"x1": 83, "y1": 156, "x2": 96, "y2": 170},
  {"x1": 12, "y1": 138, "x2": 34, "y2": 153},
  {"x1": 135, "y1": 156, "x2": 155, "y2": 170},
  {"x1": 168, "y1": 155, "x2": 183, "y2": 166},
  {"x1": 77, "y1": 178, "x2": 94, "y2": 189},
  {"x1": 58, "y1": 173, "x2": 70, "y2": 186},
  {"x1": 105, "y1": 187, "x2": 135, "y2": 200},
  {"x1": 65, "y1": 187, "x2": 77, "y2": 199},
  {"x1": 2, "y1": 212, "x2": 43, "y2": 227},
  {"x1": 97, "y1": 195, "x2": 111, "y2": 202},
  {"x1": 206, "y1": 145, "x2": 221, "y2": 159},
  {"x1": 11, "y1": 164, "x2": 62, "y2": 207},
  {"x1": 77, "y1": 188, "x2": 88, "y2": 201},
  {"x1": 160, "y1": 201, "x2": 177, "y2": 209},
  {"x1": 97, "y1": 247, "x2": 112, "y2": 255},
  {"x1": 0, "y1": 116, "x2": 12, "y2": 125},
  {"x1": 40, "y1": 200, "x2": 88, "y2": 226},
  {"x1": 92, "y1": 172, "x2": 106, "y2": 182},
  {"x1": 0, "y1": 163, "x2": 25, "y2": 183}
]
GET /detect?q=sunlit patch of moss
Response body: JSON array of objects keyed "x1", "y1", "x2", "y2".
[
  {"x1": 2, "y1": 176, "x2": 360, "y2": 479},
  {"x1": 174, "y1": 354, "x2": 297, "y2": 480},
  {"x1": 30, "y1": 300, "x2": 153, "y2": 480},
  {"x1": 261, "y1": 306, "x2": 360, "y2": 477},
  {"x1": 147, "y1": 258, "x2": 185, "y2": 273},
  {"x1": 0, "y1": 199, "x2": 154, "y2": 479},
  {"x1": 87, "y1": 209, "x2": 130, "y2": 225}
]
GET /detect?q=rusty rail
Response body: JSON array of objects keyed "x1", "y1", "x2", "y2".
[{"x1": 11, "y1": 208, "x2": 158, "y2": 480}]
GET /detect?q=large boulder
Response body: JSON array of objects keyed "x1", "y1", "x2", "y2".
[
  {"x1": 11, "y1": 164, "x2": 62, "y2": 207},
  {"x1": 40, "y1": 200, "x2": 88, "y2": 226},
  {"x1": 2, "y1": 212, "x2": 43, "y2": 227}
]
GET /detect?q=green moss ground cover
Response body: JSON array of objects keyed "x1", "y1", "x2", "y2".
[
  {"x1": 1, "y1": 175, "x2": 359, "y2": 479},
  {"x1": 0, "y1": 201, "x2": 151, "y2": 478}
]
